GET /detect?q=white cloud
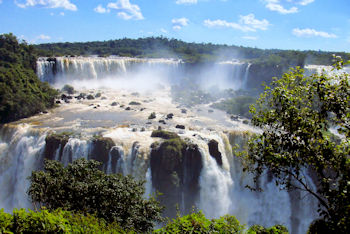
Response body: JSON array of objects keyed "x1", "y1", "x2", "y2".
[
  {"x1": 292, "y1": 28, "x2": 337, "y2": 38},
  {"x1": 160, "y1": 28, "x2": 168, "y2": 34},
  {"x1": 264, "y1": 0, "x2": 298, "y2": 14},
  {"x1": 242, "y1": 36, "x2": 258, "y2": 40},
  {"x1": 298, "y1": 0, "x2": 314, "y2": 6},
  {"x1": 15, "y1": 0, "x2": 77, "y2": 11},
  {"x1": 37, "y1": 34, "x2": 51, "y2": 40},
  {"x1": 239, "y1": 14, "x2": 269, "y2": 31},
  {"x1": 204, "y1": 14, "x2": 269, "y2": 32},
  {"x1": 59, "y1": 12, "x2": 64, "y2": 16},
  {"x1": 172, "y1": 17, "x2": 189, "y2": 30},
  {"x1": 175, "y1": 0, "x2": 197, "y2": 5},
  {"x1": 94, "y1": 4, "x2": 110, "y2": 14},
  {"x1": 107, "y1": 0, "x2": 144, "y2": 20}
]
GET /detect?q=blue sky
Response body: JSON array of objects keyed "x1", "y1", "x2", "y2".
[{"x1": 0, "y1": 0, "x2": 349, "y2": 52}]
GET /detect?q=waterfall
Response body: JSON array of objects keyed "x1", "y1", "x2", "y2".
[
  {"x1": 243, "y1": 63, "x2": 251, "y2": 89},
  {"x1": 198, "y1": 147, "x2": 233, "y2": 218},
  {"x1": 37, "y1": 56, "x2": 182, "y2": 84},
  {"x1": 0, "y1": 125, "x2": 47, "y2": 212},
  {"x1": 0, "y1": 123, "x2": 318, "y2": 234}
]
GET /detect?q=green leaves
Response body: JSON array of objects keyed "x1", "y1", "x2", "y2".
[
  {"x1": 0, "y1": 33, "x2": 58, "y2": 123},
  {"x1": 244, "y1": 59, "x2": 350, "y2": 232},
  {"x1": 28, "y1": 158, "x2": 163, "y2": 233}
]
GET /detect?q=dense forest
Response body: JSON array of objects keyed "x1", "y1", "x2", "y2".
[
  {"x1": 35, "y1": 36, "x2": 350, "y2": 65},
  {"x1": 0, "y1": 33, "x2": 57, "y2": 123}
]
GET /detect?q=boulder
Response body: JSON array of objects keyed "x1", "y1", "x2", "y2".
[
  {"x1": 44, "y1": 132, "x2": 71, "y2": 161},
  {"x1": 175, "y1": 124, "x2": 185, "y2": 129},
  {"x1": 90, "y1": 136, "x2": 115, "y2": 166},
  {"x1": 208, "y1": 139, "x2": 223, "y2": 166}
]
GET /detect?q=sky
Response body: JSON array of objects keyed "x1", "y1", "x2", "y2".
[{"x1": 0, "y1": 0, "x2": 349, "y2": 52}]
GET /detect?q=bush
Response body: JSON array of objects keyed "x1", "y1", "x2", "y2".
[
  {"x1": 155, "y1": 211, "x2": 245, "y2": 233},
  {"x1": 0, "y1": 208, "x2": 126, "y2": 233},
  {"x1": 151, "y1": 130, "x2": 179, "y2": 139},
  {"x1": 247, "y1": 224, "x2": 289, "y2": 234},
  {"x1": 28, "y1": 158, "x2": 163, "y2": 232},
  {"x1": 129, "y1": 101, "x2": 141, "y2": 105}
]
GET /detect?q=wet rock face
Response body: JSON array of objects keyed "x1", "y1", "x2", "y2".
[
  {"x1": 109, "y1": 146, "x2": 122, "y2": 174},
  {"x1": 44, "y1": 133, "x2": 70, "y2": 161},
  {"x1": 90, "y1": 136, "x2": 115, "y2": 166},
  {"x1": 208, "y1": 139, "x2": 222, "y2": 166},
  {"x1": 150, "y1": 136, "x2": 202, "y2": 217}
]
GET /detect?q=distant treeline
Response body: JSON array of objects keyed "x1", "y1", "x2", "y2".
[{"x1": 35, "y1": 37, "x2": 350, "y2": 65}]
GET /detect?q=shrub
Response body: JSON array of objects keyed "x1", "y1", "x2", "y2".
[
  {"x1": 0, "y1": 208, "x2": 127, "y2": 233},
  {"x1": 129, "y1": 101, "x2": 141, "y2": 105},
  {"x1": 151, "y1": 130, "x2": 179, "y2": 139},
  {"x1": 155, "y1": 211, "x2": 245, "y2": 234},
  {"x1": 28, "y1": 158, "x2": 163, "y2": 232}
]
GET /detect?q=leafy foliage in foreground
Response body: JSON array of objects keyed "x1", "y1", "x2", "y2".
[
  {"x1": 0, "y1": 208, "x2": 127, "y2": 233},
  {"x1": 28, "y1": 158, "x2": 163, "y2": 233},
  {"x1": 0, "y1": 33, "x2": 58, "y2": 123},
  {"x1": 155, "y1": 211, "x2": 288, "y2": 234},
  {"x1": 244, "y1": 57, "x2": 350, "y2": 232}
]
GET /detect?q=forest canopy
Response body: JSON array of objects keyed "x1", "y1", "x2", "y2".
[
  {"x1": 0, "y1": 33, "x2": 57, "y2": 123},
  {"x1": 35, "y1": 36, "x2": 350, "y2": 65}
]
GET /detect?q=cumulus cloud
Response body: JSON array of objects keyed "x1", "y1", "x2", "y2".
[
  {"x1": 204, "y1": 14, "x2": 269, "y2": 32},
  {"x1": 172, "y1": 17, "x2": 189, "y2": 30},
  {"x1": 175, "y1": 0, "x2": 197, "y2": 5},
  {"x1": 292, "y1": 28, "x2": 337, "y2": 38},
  {"x1": 107, "y1": 0, "x2": 144, "y2": 20},
  {"x1": 264, "y1": 0, "x2": 298, "y2": 14},
  {"x1": 15, "y1": 0, "x2": 77, "y2": 11},
  {"x1": 94, "y1": 4, "x2": 110, "y2": 14},
  {"x1": 298, "y1": 0, "x2": 314, "y2": 6}
]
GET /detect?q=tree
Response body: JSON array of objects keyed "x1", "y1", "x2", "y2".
[
  {"x1": 28, "y1": 158, "x2": 163, "y2": 232},
  {"x1": 0, "y1": 33, "x2": 58, "y2": 123},
  {"x1": 243, "y1": 56, "x2": 350, "y2": 232}
]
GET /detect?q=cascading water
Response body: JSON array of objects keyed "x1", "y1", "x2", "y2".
[
  {"x1": 0, "y1": 56, "x2": 321, "y2": 234},
  {"x1": 37, "y1": 56, "x2": 182, "y2": 84}
]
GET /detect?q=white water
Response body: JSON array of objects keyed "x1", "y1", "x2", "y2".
[
  {"x1": 37, "y1": 56, "x2": 182, "y2": 85},
  {"x1": 0, "y1": 56, "x2": 320, "y2": 233}
]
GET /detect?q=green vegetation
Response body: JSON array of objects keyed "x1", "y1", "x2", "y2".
[
  {"x1": 35, "y1": 37, "x2": 350, "y2": 65},
  {"x1": 247, "y1": 224, "x2": 288, "y2": 234},
  {"x1": 0, "y1": 208, "x2": 288, "y2": 234},
  {"x1": 151, "y1": 130, "x2": 180, "y2": 140},
  {"x1": 0, "y1": 208, "x2": 126, "y2": 233},
  {"x1": 129, "y1": 101, "x2": 141, "y2": 105},
  {"x1": 0, "y1": 33, "x2": 58, "y2": 123},
  {"x1": 28, "y1": 158, "x2": 163, "y2": 232},
  {"x1": 211, "y1": 96, "x2": 256, "y2": 118},
  {"x1": 243, "y1": 57, "x2": 350, "y2": 233},
  {"x1": 155, "y1": 211, "x2": 287, "y2": 234}
]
